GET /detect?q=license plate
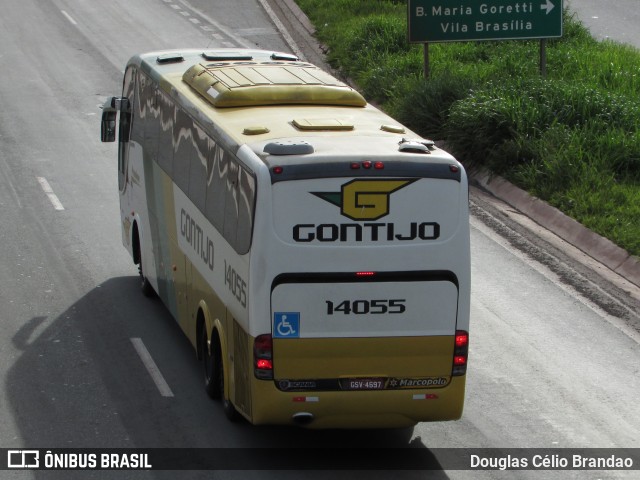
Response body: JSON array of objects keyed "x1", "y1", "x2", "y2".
[{"x1": 341, "y1": 378, "x2": 385, "y2": 391}]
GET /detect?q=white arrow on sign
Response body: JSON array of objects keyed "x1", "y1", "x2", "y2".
[{"x1": 540, "y1": 0, "x2": 555, "y2": 14}]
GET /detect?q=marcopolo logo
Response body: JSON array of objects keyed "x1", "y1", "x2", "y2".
[{"x1": 313, "y1": 179, "x2": 416, "y2": 221}]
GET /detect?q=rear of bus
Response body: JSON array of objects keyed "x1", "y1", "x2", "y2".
[{"x1": 247, "y1": 135, "x2": 470, "y2": 429}]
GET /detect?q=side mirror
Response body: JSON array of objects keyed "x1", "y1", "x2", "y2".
[
  {"x1": 100, "y1": 97, "x2": 129, "y2": 143},
  {"x1": 101, "y1": 109, "x2": 117, "y2": 142}
]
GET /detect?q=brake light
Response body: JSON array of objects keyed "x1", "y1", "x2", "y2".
[
  {"x1": 452, "y1": 330, "x2": 469, "y2": 376},
  {"x1": 453, "y1": 356, "x2": 467, "y2": 365},
  {"x1": 455, "y1": 332, "x2": 468, "y2": 348},
  {"x1": 356, "y1": 271, "x2": 375, "y2": 277},
  {"x1": 254, "y1": 334, "x2": 273, "y2": 380},
  {"x1": 256, "y1": 359, "x2": 273, "y2": 370}
]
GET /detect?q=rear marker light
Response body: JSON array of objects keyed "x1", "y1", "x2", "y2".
[
  {"x1": 273, "y1": 166, "x2": 284, "y2": 174},
  {"x1": 374, "y1": 161, "x2": 384, "y2": 170},
  {"x1": 362, "y1": 161, "x2": 372, "y2": 169},
  {"x1": 293, "y1": 396, "x2": 319, "y2": 403},
  {"x1": 450, "y1": 165, "x2": 460, "y2": 173},
  {"x1": 413, "y1": 394, "x2": 439, "y2": 400},
  {"x1": 350, "y1": 163, "x2": 361, "y2": 170}
]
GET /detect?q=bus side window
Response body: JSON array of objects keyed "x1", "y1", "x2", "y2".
[
  {"x1": 118, "y1": 67, "x2": 136, "y2": 192},
  {"x1": 172, "y1": 108, "x2": 192, "y2": 194},
  {"x1": 131, "y1": 71, "x2": 145, "y2": 145},
  {"x1": 205, "y1": 144, "x2": 227, "y2": 234},
  {"x1": 236, "y1": 167, "x2": 255, "y2": 254},
  {"x1": 187, "y1": 123, "x2": 210, "y2": 213},
  {"x1": 157, "y1": 90, "x2": 175, "y2": 175},
  {"x1": 223, "y1": 157, "x2": 239, "y2": 247},
  {"x1": 145, "y1": 87, "x2": 161, "y2": 165}
]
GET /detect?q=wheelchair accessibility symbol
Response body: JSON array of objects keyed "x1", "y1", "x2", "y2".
[{"x1": 274, "y1": 312, "x2": 300, "y2": 338}]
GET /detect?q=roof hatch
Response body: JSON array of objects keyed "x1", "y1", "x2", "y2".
[
  {"x1": 183, "y1": 62, "x2": 367, "y2": 108},
  {"x1": 292, "y1": 118, "x2": 354, "y2": 131}
]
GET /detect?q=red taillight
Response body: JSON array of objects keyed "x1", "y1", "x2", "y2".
[
  {"x1": 356, "y1": 271, "x2": 375, "y2": 277},
  {"x1": 350, "y1": 162, "x2": 361, "y2": 170},
  {"x1": 362, "y1": 161, "x2": 372, "y2": 169},
  {"x1": 455, "y1": 332, "x2": 468, "y2": 348},
  {"x1": 256, "y1": 359, "x2": 273, "y2": 370},
  {"x1": 452, "y1": 330, "x2": 469, "y2": 376},
  {"x1": 453, "y1": 356, "x2": 467, "y2": 365},
  {"x1": 374, "y1": 161, "x2": 384, "y2": 170},
  {"x1": 254, "y1": 334, "x2": 273, "y2": 380},
  {"x1": 272, "y1": 166, "x2": 283, "y2": 174}
]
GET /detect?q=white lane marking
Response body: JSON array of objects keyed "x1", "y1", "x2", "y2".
[
  {"x1": 256, "y1": 0, "x2": 306, "y2": 61},
  {"x1": 130, "y1": 338, "x2": 175, "y2": 397},
  {"x1": 36, "y1": 177, "x2": 65, "y2": 211},
  {"x1": 61, "y1": 10, "x2": 77, "y2": 26},
  {"x1": 177, "y1": 0, "x2": 254, "y2": 48}
]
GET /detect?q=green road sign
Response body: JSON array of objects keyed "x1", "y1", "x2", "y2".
[{"x1": 408, "y1": 0, "x2": 563, "y2": 43}]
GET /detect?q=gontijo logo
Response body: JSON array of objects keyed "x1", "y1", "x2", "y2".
[
  {"x1": 294, "y1": 178, "x2": 441, "y2": 243},
  {"x1": 312, "y1": 179, "x2": 417, "y2": 221}
]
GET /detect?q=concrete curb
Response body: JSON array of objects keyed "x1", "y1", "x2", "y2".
[
  {"x1": 473, "y1": 169, "x2": 640, "y2": 289},
  {"x1": 281, "y1": 0, "x2": 317, "y2": 36}
]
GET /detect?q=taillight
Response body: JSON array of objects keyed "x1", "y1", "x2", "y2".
[
  {"x1": 452, "y1": 330, "x2": 469, "y2": 376},
  {"x1": 254, "y1": 334, "x2": 273, "y2": 380}
]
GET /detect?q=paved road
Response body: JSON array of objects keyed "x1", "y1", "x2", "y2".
[
  {"x1": 567, "y1": 0, "x2": 640, "y2": 48},
  {"x1": 0, "y1": 0, "x2": 638, "y2": 479}
]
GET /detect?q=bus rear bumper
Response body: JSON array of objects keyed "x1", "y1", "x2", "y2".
[{"x1": 248, "y1": 376, "x2": 466, "y2": 429}]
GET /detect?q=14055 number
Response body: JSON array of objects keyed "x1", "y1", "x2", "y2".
[
  {"x1": 326, "y1": 299, "x2": 406, "y2": 315},
  {"x1": 224, "y1": 260, "x2": 247, "y2": 308}
]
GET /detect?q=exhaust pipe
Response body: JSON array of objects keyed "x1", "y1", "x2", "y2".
[{"x1": 292, "y1": 412, "x2": 314, "y2": 426}]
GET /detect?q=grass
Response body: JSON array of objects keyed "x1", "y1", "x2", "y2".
[{"x1": 296, "y1": 0, "x2": 640, "y2": 257}]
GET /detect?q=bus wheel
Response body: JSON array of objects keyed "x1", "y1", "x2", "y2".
[
  {"x1": 138, "y1": 263, "x2": 155, "y2": 297},
  {"x1": 201, "y1": 325, "x2": 221, "y2": 399},
  {"x1": 134, "y1": 230, "x2": 154, "y2": 298}
]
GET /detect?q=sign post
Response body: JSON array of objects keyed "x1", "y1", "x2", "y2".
[{"x1": 408, "y1": 0, "x2": 563, "y2": 76}]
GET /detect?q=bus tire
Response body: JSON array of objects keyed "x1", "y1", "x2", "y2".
[
  {"x1": 133, "y1": 227, "x2": 155, "y2": 298},
  {"x1": 138, "y1": 263, "x2": 155, "y2": 298},
  {"x1": 201, "y1": 325, "x2": 222, "y2": 399}
]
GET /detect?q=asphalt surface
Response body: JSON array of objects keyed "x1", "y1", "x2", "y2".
[
  {"x1": 567, "y1": 0, "x2": 640, "y2": 48},
  {"x1": 0, "y1": 1, "x2": 638, "y2": 479}
]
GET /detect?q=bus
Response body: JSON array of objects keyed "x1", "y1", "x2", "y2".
[{"x1": 101, "y1": 48, "x2": 470, "y2": 429}]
